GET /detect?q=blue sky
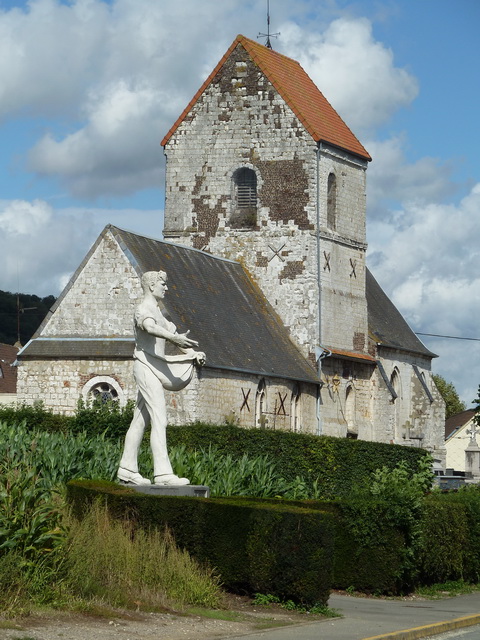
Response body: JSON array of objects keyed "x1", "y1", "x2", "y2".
[{"x1": 0, "y1": 0, "x2": 479, "y2": 406}]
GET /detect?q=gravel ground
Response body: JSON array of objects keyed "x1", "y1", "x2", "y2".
[{"x1": 0, "y1": 597, "x2": 316, "y2": 640}]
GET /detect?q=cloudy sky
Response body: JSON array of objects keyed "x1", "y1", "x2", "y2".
[{"x1": 0, "y1": 0, "x2": 478, "y2": 406}]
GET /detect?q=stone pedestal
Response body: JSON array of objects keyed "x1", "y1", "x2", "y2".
[
  {"x1": 120, "y1": 483, "x2": 210, "y2": 498},
  {"x1": 465, "y1": 441, "x2": 480, "y2": 480}
]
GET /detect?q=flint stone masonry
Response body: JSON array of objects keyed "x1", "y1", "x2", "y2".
[
  {"x1": 41, "y1": 234, "x2": 141, "y2": 339},
  {"x1": 164, "y1": 42, "x2": 369, "y2": 360},
  {"x1": 17, "y1": 35, "x2": 445, "y2": 464}
]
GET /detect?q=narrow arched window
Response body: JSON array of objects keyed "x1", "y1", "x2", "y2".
[
  {"x1": 290, "y1": 384, "x2": 301, "y2": 433},
  {"x1": 390, "y1": 368, "x2": 401, "y2": 441},
  {"x1": 345, "y1": 384, "x2": 357, "y2": 438},
  {"x1": 327, "y1": 173, "x2": 337, "y2": 230},
  {"x1": 231, "y1": 167, "x2": 257, "y2": 228},
  {"x1": 255, "y1": 378, "x2": 267, "y2": 428}
]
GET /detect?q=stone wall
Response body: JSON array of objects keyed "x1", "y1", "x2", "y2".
[
  {"x1": 371, "y1": 350, "x2": 446, "y2": 456},
  {"x1": 41, "y1": 232, "x2": 141, "y2": 339},
  {"x1": 319, "y1": 356, "x2": 375, "y2": 441},
  {"x1": 163, "y1": 42, "x2": 369, "y2": 361},
  {"x1": 16, "y1": 358, "x2": 136, "y2": 414}
]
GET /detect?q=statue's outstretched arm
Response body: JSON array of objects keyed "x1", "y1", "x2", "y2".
[{"x1": 143, "y1": 318, "x2": 199, "y2": 348}]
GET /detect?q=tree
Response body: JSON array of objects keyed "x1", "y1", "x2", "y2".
[
  {"x1": 432, "y1": 374, "x2": 466, "y2": 419},
  {"x1": 473, "y1": 385, "x2": 480, "y2": 427}
]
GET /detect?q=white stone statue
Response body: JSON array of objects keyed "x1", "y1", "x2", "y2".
[{"x1": 117, "y1": 270, "x2": 205, "y2": 486}]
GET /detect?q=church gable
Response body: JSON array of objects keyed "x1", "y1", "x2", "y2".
[
  {"x1": 162, "y1": 34, "x2": 371, "y2": 161},
  {"x1": 163, "y1": 38, "x2": 317, "y2": 242},
  {"x1": 37, "y1": 227, "x2": 141, "y2": 339}
]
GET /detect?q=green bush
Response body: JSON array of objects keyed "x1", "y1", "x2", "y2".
[
  {"x1": 0, "y1": 405, "x2": 430, "y2": 500},
  {"x1": 71, "y1": 398, "x2": 134, "y2": 438},
  {"x1": 424, "y1": 486, "x2": 480, "y2": 583},
  {"x1": 167, "y1": 424, "x2": 430, "y2": 500},
  {"x1": 0, "y1": 401, "x2": 70, "y2": 433},
  {"x1": 67, "y1": 480, "x2": 335, "y2": 606},
  {"x1": 417, "y1": 496, "x2": 468, "y2": 584}
]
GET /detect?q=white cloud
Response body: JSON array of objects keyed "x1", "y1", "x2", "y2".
[
  {"x1": 280, "y1": 17, "x2": 418, "y2": 133},
  {"x1": 0, "y1": 198, "x2": 52, "y2": 235},
  {"x1": 0, "y1": 0, "x2": 418, "y2": 199},
  {"x1": 0, "y1": 0, "x2": 110, "y2": 119},
  {"x1": 28, "y1": 79, "x2": 169, "y2": 197},
  {"x1": 366, "y1": 137, "x2": 457, "y2": 219},
  {"x1": 367, "y1": 184, "x2": 480, "y2": 405},
  {"x1": 0, "y1": 198, "x2": 163, "y2": 296}
]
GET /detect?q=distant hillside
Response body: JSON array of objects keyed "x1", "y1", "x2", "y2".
[{"x1": 0, "y1": 290, "x2": 56, "y2": 347}]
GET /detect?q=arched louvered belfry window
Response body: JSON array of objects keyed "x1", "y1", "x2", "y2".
[
  {"x1": 231, "y1": 167, "x2": 257, "y2": 228},
  {"x1": 327, "y1": 172, "x2": 337, "y2": 230}
]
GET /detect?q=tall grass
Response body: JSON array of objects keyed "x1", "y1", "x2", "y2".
[{"x1": 63, "y1": 502, "x2": 223, "y2": 610}]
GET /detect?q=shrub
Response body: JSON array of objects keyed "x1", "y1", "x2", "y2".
[
  {"x1": 71, "y1": 398, "x2": 134, "y2": 439},
  {"x1": 67, "y1": 480, "x2": 335, "y2": 606},
  {"x1": 425, "y1": 486, "x2": 480, "y2": 583},
  {"x1": 417, "y1": 496, "x2": 468, "y2": 584},
  {"x1": 0, "y1": 401, "x2": 70, "y2": 433},
  {"x1": 166, "y1": 424, "x2": 429, "y2": 500}
]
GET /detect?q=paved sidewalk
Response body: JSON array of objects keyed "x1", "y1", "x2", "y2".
[{"x1": 232, "y1": 592, "x2": 480, "y2": 640}]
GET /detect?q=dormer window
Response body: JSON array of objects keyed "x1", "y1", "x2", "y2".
[
  {"x1": 231, "y1": 167, "x2": 257, "y2": 228},
  {"x1": 327, "y1": 172, "x2": 337, "y2": 230}
]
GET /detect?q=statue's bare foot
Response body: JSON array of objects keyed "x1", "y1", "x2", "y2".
[
  {"x1": 154, "y1": 474, "x2": 190, "y2": 486},
  {"x1": 117, "y1": 467, "x2": 151, "y2": 485}
]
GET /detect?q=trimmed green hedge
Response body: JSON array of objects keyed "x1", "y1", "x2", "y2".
[
  {"x1": 232, "y1": 497, "x2": 408, "y2": 594},
  {"x1": 418, "y1": 488, "x2": 480, "y2": 584},
  {"x1": 167, "y1": 424, "x2": 429, "y2": 500},
  {"x1": 67, "y1": 480, "x2": 335, "y2": 606},
  {"x1": 417, "y1": 496, "x2": 468, "y2": 584}
]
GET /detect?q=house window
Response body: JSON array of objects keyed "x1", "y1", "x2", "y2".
[
  {"x1": 390, "y1": 368, "x2": 401, "y2": 441},
  {"x1": 0, "y1": 364, "x2": 3, "y2": 378},
  {"x1": 345, "y1": 384, "x2": 357, "y2": 438},
  {"x1": 231, "y1": 167, "x2": 257, "y2": 228},
  {"x1": 327, "y1": 172, "x2": 337, "y2": 230}
]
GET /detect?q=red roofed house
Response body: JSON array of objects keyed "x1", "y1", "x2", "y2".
[
  {"x1": 445, "y1": 410, "x2": 477, "y2": 472},
  {"x1": 17, "y1": 35, "x2": 446, "y2": 460},
  {"x1": 0, "y1": 343, "x2": 19, "y2": 406}
]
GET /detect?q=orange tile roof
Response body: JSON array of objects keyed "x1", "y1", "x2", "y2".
[
  {"x1": 162, "y1": 34, "x2": 371, "y2": 161},
  {"x1": 329, "y1": 347, "x2": 376, "y2": 363}
]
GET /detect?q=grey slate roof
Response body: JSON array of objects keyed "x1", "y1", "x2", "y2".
[
  {"x1": 20, "y1": 225, "x2": 436, "y2": 378},
  {"x1": 109, "y1": 226, "x2": 320, "y2": 383},
  {"x1": 366, "y1": 269, "x2": 437, "y2": 358},
  {"x1": 19, "y1": 338, "x2": 134, "y2": 359}
]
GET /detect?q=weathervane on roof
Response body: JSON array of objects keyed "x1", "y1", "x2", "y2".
[{"x1": 257, "y1": 0, "x2": 279, "y2": 49}]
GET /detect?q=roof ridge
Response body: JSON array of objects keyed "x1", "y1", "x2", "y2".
[
  {"x1": 161, "y1": 34, "x2": 371, "y2": 160},
  {"x1": 111, "y1": 225, "x2": 240, "y2": 265}
]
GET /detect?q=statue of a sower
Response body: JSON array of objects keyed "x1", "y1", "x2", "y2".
[{"x1": 117, "y1": 270, "x2": 205, "y2": 486}]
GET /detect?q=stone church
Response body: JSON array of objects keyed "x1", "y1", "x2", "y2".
[{"x1": 16, "y1": 35, "x2": 445, "y2": 458}]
